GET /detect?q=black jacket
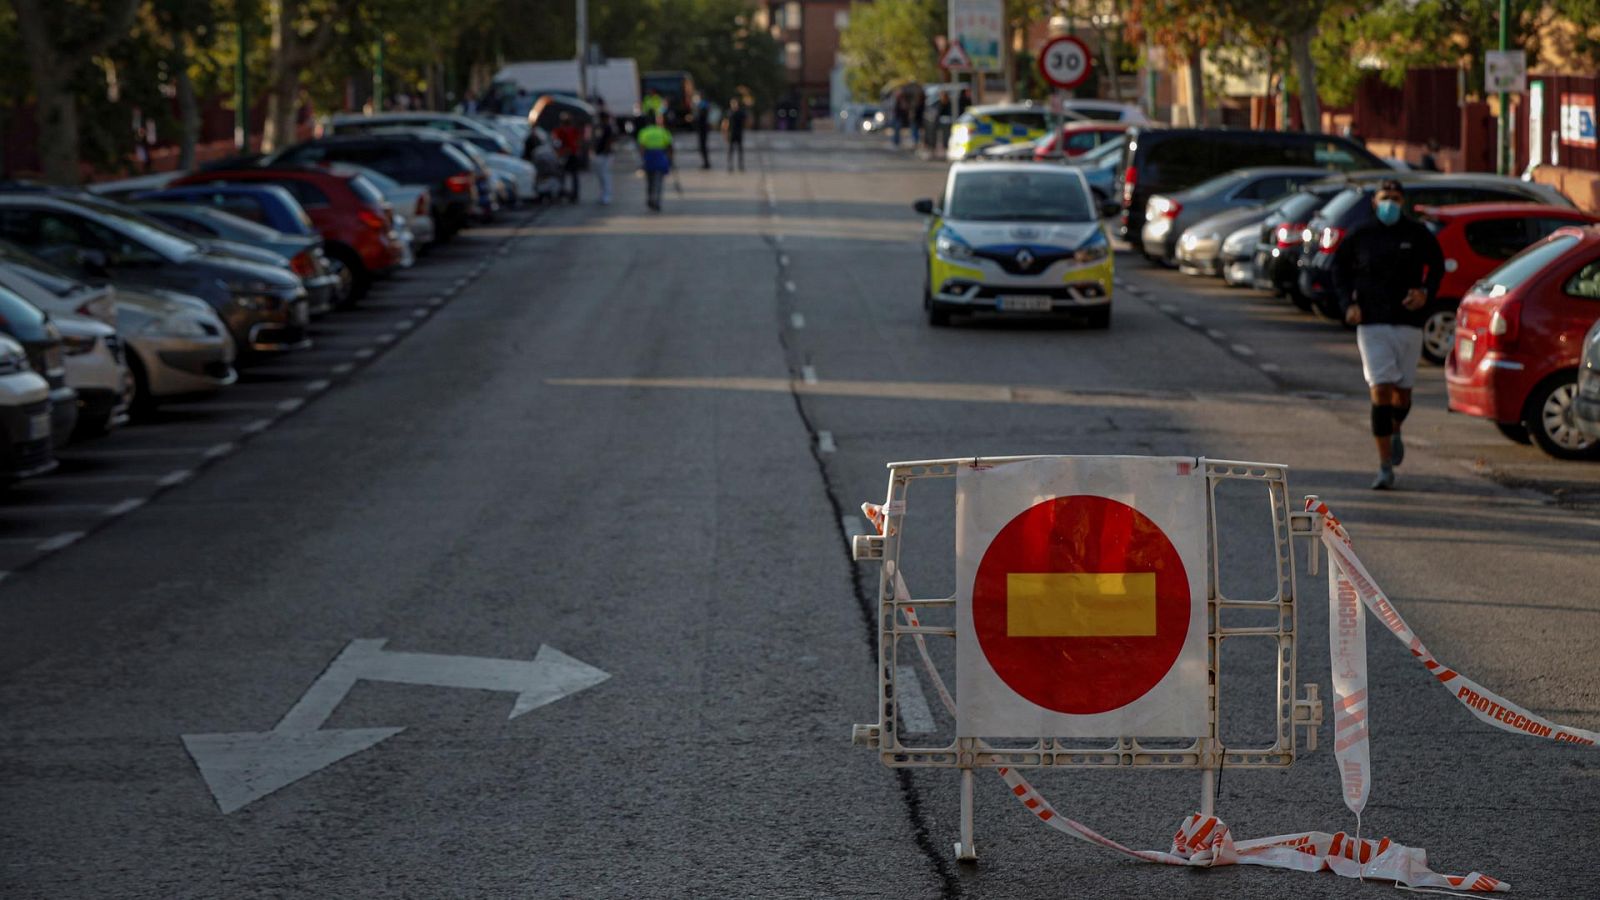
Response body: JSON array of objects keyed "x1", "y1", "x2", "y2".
[{"x1": 1332, "y1": 217, "x2": 1445, "y2": 327}]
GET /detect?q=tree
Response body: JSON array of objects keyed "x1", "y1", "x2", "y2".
[
  {"x1": 1218, "y1": 0, "x2": 1330, "y2": 132},
  {"x1": 263, "y1": 0, "x2": 359, "y2": 151},
  {"x1": 11, "y1": 0, "x2": 140, "y2": 184},
  {"x1": 838, "y1": 0, "x2": 943, "y2": 101},
  {"x1": 1125, "y1": 0, "x2": 1236, "y2": 126},
  {"x1": 142, "y1": 0, "x2": 220, "y2": 169}
]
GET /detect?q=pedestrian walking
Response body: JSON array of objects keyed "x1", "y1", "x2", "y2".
[
  {"x1": 892, "y1": 88, "x2": 909, "y2": 147},
  {"x1": 1332, "y1": 180, "x2": 1444, "y2": 490},
  {"x1": 723, "y1": 99, "x2": 746, "y2": 172},
  {"x1": 694, "y1": 95, "x2": 712, "y2": 169},
  {"x1": 637, "y1": 114, "x2": 674, "y2": 212},
  {"x1": 909, "y1": 85, "x2": 925, "y2": 147},
  {"x1": 592, "y1": 109, "x2": 617, "y2": 205},
  {"x1": 552, "y1": 113, "x2": 585, "y2": 203}
]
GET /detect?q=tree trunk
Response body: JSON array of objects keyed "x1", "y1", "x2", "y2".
[
  {"x1": 173, "y1": 45, "x2": 200, "y2": 170},
  {"x1": 1099, "y1": 26, "x2": 1122, "y2": 103},
  {"x1": 1185, "y1": 49, "x2": 1205, "y2": 126},
  {"x1": 262, "y1": 1, "x2": 299, "y2": 152},
  {"x1": 1289, "y1": 28, "x2": 1321, "y2": 134},
  {"x1": 33, "y1": 76, "x2": 81, "y2": 185}
]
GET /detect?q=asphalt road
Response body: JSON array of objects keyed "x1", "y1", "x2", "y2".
[{"x1": 2, "y1": 133, "x2": 1596, "y2": 899}]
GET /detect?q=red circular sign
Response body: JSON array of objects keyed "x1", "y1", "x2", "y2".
[
  {"x1": 973, "y1": 495, "x2": 1191, "y2": 715},
  {"x1": 1038, "y1": 36, "x2": 1092, "y2": 90}
]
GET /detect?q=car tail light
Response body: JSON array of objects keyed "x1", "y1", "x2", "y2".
[
  {"x1": 288, "y1": 250, "x2": 317, "y2": 276},
  {"x1": 415, "y1": 193, "x2": 429, "y2": 216},
  {"x1": 1150, "y1": 196, "x2": 1181, "y2": 219},
  {"x1": 1274, "y1": 222, "x2": 1305, "y2": 248},
  {"x1": 357, "y1": 208, "x2": 386, "y2": 231},
  {"x1": 1486, "y1": 298, "x2": 1522, "y2": 351},
  {"x1": 446, "y1": 173, "x2": 473, "y2": 193},
  {"x1": 1317, "y1": 226, "x2": 1345, "y2": 254}
]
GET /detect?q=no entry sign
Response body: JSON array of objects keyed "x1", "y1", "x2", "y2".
[{"x1": 956, "y1": 457, "x2": 1208, "y2": 738}]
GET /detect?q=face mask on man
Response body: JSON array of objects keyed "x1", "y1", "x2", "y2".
[{"x1": 1376, "y1": 199, "x2": 1402, "y2": 225}]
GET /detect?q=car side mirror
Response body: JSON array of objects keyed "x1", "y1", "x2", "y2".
[
  {"x1": 913, "y1": 198, "x2": 936, "y2": 216},
  {"x1": 1099, "y1": 199, "x2": 1122, "y2": 219}
]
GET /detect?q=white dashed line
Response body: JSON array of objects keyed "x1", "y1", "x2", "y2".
[
  {"x1": 411, "y1": 308, "x2": 429, "y2": 318},
  {"x1": 331, "y1": 362, "x2": 355, "y2": 374},
  {"x1": 801, "y1": 364, "x2": 818, "y2": 384},
  {"x1": 1206, "y1": 329, "x2": 1227, "y2": 340},
  {"x1": 784, "y1": 280, "x2": 797, "y2": 293},
  {"x1": 36, "y1": 532, "x2": 85, "y2": 553},
  {"x1": 1160, "y1": 303, "x2": 1179, "y2": 314},
  {"x1": 276, "y1": 398, "x2": 305, "y2": 413},
  {"x1": 156, "y1": 469, "x2": 193, "y2": 488},
  {"x1": 202, "y1": 442, "x2": 236, "y2": 460},
  {"x1": 103, "y1": 498, "x2": 146, "y2": 518},
  {"x1": 816, "y1": 430, "x2": 836, "y2": 453},
  {"x1": 354, "y1": 348, "x2": 377, "y2": 359},
  {"x1": 790, "y1": 312, "x2": 806, "y2": 329},
  {"x1": 779, "y1": 254, "x2": 790, "y2": 267},
  {"x1": 393, "y1": 319, "x2": 414, "y2": 331},
  {"x1": 429, "y1": 296, "x2": 447, "y2": 307},
  {"x1": 1231, "y1": 344, "x2": 1255, "y2": 356},
  {"x1": 304, "y1": 379, "x2": 331, "y2": 393},
  {"x1": 896, "y1": 666, "x2": 937, "y2": 734},
  {"x1": 375, "y1": 334, "x2": 397, "y2": 345},
  {"x1": 241, "y1": 418, "x2": 273, "y2": 434},
  {"x1": 1181, "y1": 315, "x2": 1201, "y2": 327},
  {"x1": 1260, "y1": 362, "x2": 1281, "y2": 373}
]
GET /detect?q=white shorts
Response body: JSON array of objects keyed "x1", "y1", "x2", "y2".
[{"x1": 1356, "y1": 324, "x2": 1424, "y2": 389}]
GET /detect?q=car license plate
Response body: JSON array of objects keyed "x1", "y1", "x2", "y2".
[
  {"x1": 1458, "y1": 336, "x2": 1474, "y2": 363},
  {"x1": 998, "y1": 295, "x2": 1053, "y2": 312},
  {"x1": 27, "y1": 413, "x2": 49, "y2": 441}
]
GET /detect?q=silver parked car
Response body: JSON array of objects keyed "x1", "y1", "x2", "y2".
[{"x1": 1142, "y1": 166, "x2": 1333, "y2": 265}]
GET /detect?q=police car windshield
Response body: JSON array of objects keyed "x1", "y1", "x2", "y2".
[{"x1": 946, "y1": 170, "x2": 1092, "y2": 222}]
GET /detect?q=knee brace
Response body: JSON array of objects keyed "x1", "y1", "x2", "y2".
[
  {"x1": 1391, "y1": 404, "x2": 1411, "y2": 426},
  {"x1": 1371, "y1": 404, "x2": 1394, "y2": 437}
]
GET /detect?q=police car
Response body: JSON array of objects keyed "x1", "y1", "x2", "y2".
[
  {"x1": 916, "y1": 162, "x2": 1115, "y2": 327},
  {"x1": 946, "y1": 103, "x2": 1049, "y2": 161}
]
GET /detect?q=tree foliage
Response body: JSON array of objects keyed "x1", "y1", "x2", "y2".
[{"x1": 838, "y1": 0, "x2": 943, "y2": 101}]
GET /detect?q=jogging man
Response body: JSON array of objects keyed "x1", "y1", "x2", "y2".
[
  {"x1": 1333, "y1": 179, "x2": 1444, "y2": 490},
  {"x1": 637, "y1": 114, "x2": 674, "y2": 212}
]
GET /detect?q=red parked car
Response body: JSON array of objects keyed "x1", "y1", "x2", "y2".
[
  {"x1": 172, "y1": 166, "x2": 403, "y2": 299},
  {"x1": 1033, "y1": 123, "x2": 1128, "y2": 162},
  {"x1": 1416, "y1": 202, "x2": 1597, "y2": 363},
  {"x1": 1446, "y1": 225, "x2": 1600, "y2": 459}
]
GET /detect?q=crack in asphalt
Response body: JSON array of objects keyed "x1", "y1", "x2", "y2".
[{"x1": 756, "y1": 143, "x2": 962, "y2": 900}]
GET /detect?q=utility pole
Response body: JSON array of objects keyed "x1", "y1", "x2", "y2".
[
  {"x1": 1497, "y1": 0, "x2": 1510, "y2": 175},
  {"x1": 576, "y1": 0, "x2": 589, "y2": 102},
  {"x1": 234, "y1": 6, "x2": 249, "y2": 152}
]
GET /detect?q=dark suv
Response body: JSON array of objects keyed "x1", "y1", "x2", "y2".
[
  {"x1": 269, "y1": 135, "x2": 480, "y2": 238},
  {"x1": 1295, "y1": 173, "x2": 1576, "y2": 319},
  {"x1": 1115, "y1": 128, "x2": 1384, "y2": 241}
]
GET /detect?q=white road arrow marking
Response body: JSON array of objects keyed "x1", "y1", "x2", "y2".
[{"x1": 183, "y1": 639, "x2": 609, "y2": 814}]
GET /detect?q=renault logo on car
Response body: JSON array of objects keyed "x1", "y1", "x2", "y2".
[{"x1": 1015, "y1": 248, "x2": 1035, "y2": 268}]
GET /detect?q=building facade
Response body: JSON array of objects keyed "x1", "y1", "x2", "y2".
[{"x1": 757, "y1": 0, "x2": 854, "y2": 127}]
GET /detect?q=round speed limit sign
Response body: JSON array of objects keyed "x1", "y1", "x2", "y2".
[{"x1": 1039, "y1": 36, "x2": 1092, "y2": 90}]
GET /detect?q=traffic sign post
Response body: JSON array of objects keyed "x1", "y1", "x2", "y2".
[
  {"x1": 939, "y1": 41, "x2": 972, "y2": 73},
  {"x1": 1038, "y1": 35, "x2": 1092, "y2": 91},
  {"x1": 850, "y1": 455, "x2": 1325, "y2": 862}
]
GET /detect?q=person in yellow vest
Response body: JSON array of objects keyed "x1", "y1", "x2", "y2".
[
  {"x1": 640, "y1": 90, "x2": 665, "y2": 132},
  {"x1": 636, "y1": 114, "x2": 674, "y2": 212}
]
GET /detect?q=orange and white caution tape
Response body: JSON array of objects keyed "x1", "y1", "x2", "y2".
[{"x1": 859, "y1": 500, "x2": 1534, "y2": 893}]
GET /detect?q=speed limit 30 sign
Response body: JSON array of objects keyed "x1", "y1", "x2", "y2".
[{"x1": 1039, "y1": 35, "x2": 1092, "y2": 90}]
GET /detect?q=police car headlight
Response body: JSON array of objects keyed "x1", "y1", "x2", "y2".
[
  {"x1": 1074, "y1": 237, "x2": 1110, "y2": 264},
  {"x1": 936, "y1": 232, "x2": 975, "y2": 261}
]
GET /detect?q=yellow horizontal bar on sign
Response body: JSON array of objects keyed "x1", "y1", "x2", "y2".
[{"x1": 1006, "y1": 573, "x2": 1157, "y2": 637}]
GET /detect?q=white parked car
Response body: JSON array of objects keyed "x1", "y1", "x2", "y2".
[
  {"x1": 0, "y1": 333, "x2": 55, "y2": 480},
  {"x1": 54, "y1": 313, "x2": 130, "y2": 438},
  {"x1": 1059, "y1": 99, "x2": 1149, "y2": 124}
]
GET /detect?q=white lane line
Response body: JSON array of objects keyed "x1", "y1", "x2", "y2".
[
  {"x1": 1159, "y1": 303, "x2": 1179, "y2": 314},
  {"x1": 241, "y1": 418, "x2": 273, "y2": 434},
  {"x1": 277, "y1": 398, "x2": 305, "y2": 413},
  {"x1": 202, "y1": 442, "x2": 236, "y2": 459},
  {"x1": 1181, "y1": 315, "x2": 1201, "y2": 327},
  {"x1": 779, "y1": 254, "x2": 790, "y2": 267},
  {"x1": 1259, "y1": 362, "x2": 1281, "y2": 373},
  {"x1": 157, "y1": 469, "x2": 193, "y2": 488},
  {"x1": 817, "y1": 430, "x2": 836, "y2": 453},
  {"x1": 393, "y1": 319, "x2": 415, "y2": 331},
  {"x1": 429, "y1": 296, "x2": 446, "y2": 307},
  {"x1": 331, "y1": 362, "x2": 355, "y2": 375},
  {"x1": 1206, "y1": 328, "x2": 1227, "y2": 340},
  {"x1": 790, "y1": 312, "x2": 806, "y2": 329},
  {"x1": 784, "y1": 280, "x2": 797, "y2": 293},
  {"x1": 801, "y1": 364, "x2": 818, "y2": 385},
  {"x1": 411, "y1": 308, "x2": 430, "y2": 319},
  {"x1": 1231, "y1": 344, "x2": 1255, "y2": 356},
  {"x1": 354, "y1": 348, "x2": 377, "y2": 359},
  {"x1": 104, "y1": 498, "x2": 146, "y2": 518},
  {"x1": 375, "y1": 333, "x2": 397, "y2": 345},
  {"x1": 36, "y1": 532, "x2": 85, "y2": 552},
  {"x1": 304, "y1": 379, "x2": 331, "y2": 393},
  {"x1": 895, "y1": 666, "x2": 937, "y2": 734}
]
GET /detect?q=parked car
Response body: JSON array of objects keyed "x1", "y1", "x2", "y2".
[
  {"x1": 1219, "y1": 223, "x2": 1260, "y2": 286},
  {"x1": 915, "y1": 161, "x2": 1116, "y2": 327},
  {"x1": 1576, "y1": 317, "x2": 1600, "y2": 440},
  {"x1": 327, "y1": 164, "x2": 434, "y2": 251},
  {"x1": 1249, "y1": 182, "x2": 1353, "y2": 303},
  {"x1": 171, "y1": 164, "x2": 403, "y2": 299},
  {"x1": 0, "y1": 243, "x2": 235, "y2": 410},
  {"x1": 1144, "y1": 166, "x2": 1331, "y2": 265},
  {"x1": 1411, "y1": 203, "x2": 1598, "y2": 363},
  {"x1": 1176, "y1": 204, "x2": 1284, "y2": 277},
  {"x1": 1446, "y1": 227, "x2": 1600, "y2": 459},
  {"x1": 53, "y1": 313, "x2": 129, "y2": 438},
  {"x1": 1057, "y1": 99, "x2": 1148, "y2": 123},
  {"x1": 948, "y1": 103, "x2": 1050, "y2": 161},
  {"x1": 0, "y1": 192, "x2": 309, "y2": 354},
  {"x1": 130, "y1": 202, "x2": 342, "y2": 314},
  {"x1": 0, "y1": 281, "x2": 75, "y2": 444},
  {"x1": 1066, "y1": 136, "x2": 1129, "y2": 206},
  {"x1": 1115, "y1": 128, "x2": 1385, "y2": 242},
  {"x1": 323, "y1": 111, "x2": 517, "y2": 155},
  {"x1": 265, "y1": 135, "x2": 479, "y2": 239},
  {"x1": 977, "y1": 138, "x2": 1049, "y2": 161},
  {"x1": 1296, "y1": 172, "x2": 1577, "y2": 320},
  {"x1": 0, "y1": 333, "x2": 55, "y2": 481},
  {"x1": 1032, "y1": 122, "x2": 1129, "y2": 163}
]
